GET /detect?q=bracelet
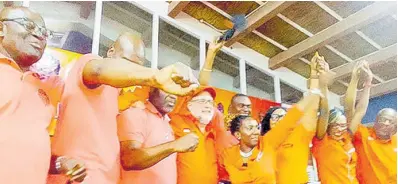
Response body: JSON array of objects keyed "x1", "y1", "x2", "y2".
[
  {"x1": 304, "y1": 89, "x2": 325, "y2": 98},
  {"x1": 55, "y1": 156, "x2": 67, "y2": 174},
  {"x1": 202, "y1": 68, "x2": 212, "y2": 72}
]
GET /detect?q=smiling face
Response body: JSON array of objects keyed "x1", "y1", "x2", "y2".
[
  {"x1": 149, "y1": 88, "x2": 177, "y2": 115},
  {"x1": 187, "y1": 91, "x2": 215, "y2": 125},
  {"x1": 0, "y1": 7, "x2": 48, "y2": 68},
  {"x1": 235, "y1": 117, "x2": 261, "y2": 148},
  {"x1": 270, "y1": 108, "x2": 287, "y2": 129},
  {"x1": 374, "y1": 108, "x2": 397, "y2": 140},
  {"x1": 327, "y1": 109, "x2": 348, "y2": 141}
]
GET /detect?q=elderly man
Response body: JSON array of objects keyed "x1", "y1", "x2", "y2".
[
  {"x1": 50, "y1": 29, "x2": 198, "y2": 184},
  {"x1": 343, "y1": 61, "x2": 397, "y2": 184},
  {"x1": 169, "y1": 86, "x2": 232, "y2": 184},
  {"x1": 117, "y1": 88, "x2": 199, "y2": 184},
  {"x1": 0, "y1": 6, "x2": 86, "y2": 183}
]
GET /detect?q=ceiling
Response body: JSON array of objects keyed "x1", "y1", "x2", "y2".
[{"x1": 168, "y1": 1, "x2": 397, "y2": 102}]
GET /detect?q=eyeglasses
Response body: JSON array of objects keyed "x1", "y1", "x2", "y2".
[
  {"x1": 271, "y1": 114, "x2": 285, "y2": 121},
  {"x1": 190, "y1": 99, "x2": 215, "y2": 105},
  {"x1": 0, "y1": 18, "x2": 53, "y2": 39}
]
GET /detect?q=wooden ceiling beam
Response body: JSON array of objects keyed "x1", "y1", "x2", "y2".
[
  {"x1": 224, "y1": 1, "x2": 294, "y2": 47},
  {"x1": 332, "y1": 44, "x2": 397, "y2": 80},
  {"x1": 168, "y1": 1, "x2": 190, "y2": 18},
  {"x1": 340, "y1": 78, "x2": 397, "y2": 104},
  {"x1": 269, "y1": 1, "x2": 396, "y2": 69}
]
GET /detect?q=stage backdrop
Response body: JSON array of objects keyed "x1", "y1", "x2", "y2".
[{"x1": 43, "y1": 47, "x2": 280, "y2": 134}]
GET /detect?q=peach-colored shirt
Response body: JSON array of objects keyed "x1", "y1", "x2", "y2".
[
  {"x1": 49, "y1": 54, "x2": 120, "y2": 184},
  {"x1": 0, "y1": 55, "x2": 53, "y2": 183},
  {"x1": 117, "y1": 102, "x2": 176, "y2": 184}
]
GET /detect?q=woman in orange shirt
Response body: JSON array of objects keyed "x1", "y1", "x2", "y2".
[
  {"x1": 312, "y1": 61, "x2": 373, "y2": 184},
  {"x1": 219, "y1": 89, "x2": 323, "y2": 184}
]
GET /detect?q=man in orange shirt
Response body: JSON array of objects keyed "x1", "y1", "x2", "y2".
[
  {"x1": 50, "y1": 32, "x2": 198, "y2": 184},
  {"x1": 343, "y1": 63, "x2": 397, "y2": 184},
  {"x1": 0, "y1": 6, "x2": 86, "y2": 183},
  {"x1": 117, "y1": 88, "x2": 199, "y2": 184},
  {"x1": 169, "y1": 86, "x2": 228, "y2": 184}
]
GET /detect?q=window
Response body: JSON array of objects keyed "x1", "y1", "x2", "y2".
[
  {"x1": 157, "y1": 19, "x2": 200, "y2": 72},
  {"x1": 208, "y1": 48, "x2": 240, "y2": 93},
  {"x1": 246, "y1": 64, "x2": 274, "y2": 100},
  {"x1": 99, "y1": 1, "x2": 152, "y2": 67}
]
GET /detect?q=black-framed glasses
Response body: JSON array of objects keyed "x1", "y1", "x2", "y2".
[
  {"x1": 271, "y1": 114, "x2": 286, "y2": 121},
  {"x1": 0, "y1": 18, "x2": 53, "y2": 39}
]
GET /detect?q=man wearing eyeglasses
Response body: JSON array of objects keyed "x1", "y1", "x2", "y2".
[
  {"x1": 228, "y1": 94, "x2": 252, "y2": 116},
  {"x1": 0, "y1": 6, "x2": 87, "y2": 184}
]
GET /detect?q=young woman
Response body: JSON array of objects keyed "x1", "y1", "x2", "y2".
[{"x1": 219, "y1": 90, "x2": 323, "y2": 184}]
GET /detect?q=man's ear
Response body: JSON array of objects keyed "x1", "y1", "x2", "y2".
[{"x1": 106, "y1": 46, "x2": 115, "y2": 58}]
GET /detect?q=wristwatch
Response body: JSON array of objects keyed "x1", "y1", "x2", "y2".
[{"x1": 55, "y1": 156, "x2": 67, "y2": 173}]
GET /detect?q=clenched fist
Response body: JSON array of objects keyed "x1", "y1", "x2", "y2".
[{"x1": 172, "y1": 133, "x2": 199, "y2": 152}]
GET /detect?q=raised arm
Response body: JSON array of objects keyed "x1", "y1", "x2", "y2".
[
  {"x1": 349, "y1": 62, "x2": 373, "y2": 133},
  {"x1": 198, "y1": 40, "x2": 224, "y2": 85},
  {"x1": 264, "y1": 92, "x2": 322, "y2": 149},
  {"x1": 344, "y1": 61, "x2": 363, "y2": 122},
  {"x1": 315, "y1": 56, "x2": 332, "y2": 139},
  {"x1": 82, "y1": 58, "x2": 198, "y2": 96}
]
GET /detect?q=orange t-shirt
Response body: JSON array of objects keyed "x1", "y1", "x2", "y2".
[
  {"x1": 49, "y1": 54, "x2": 120, "y2": 184},
  {"x1": 275, "y1": 124, "x2": 315, "y2": 184},
  {"x1": 118, "y1": 86, "x2": 150, "y2": 111},
  {"x1": 354, "y1": 124, "x2": 397, "y2": 184},
  {"x1": 0, "y1": 56, "x2": 54, "y2": 183},
  {"x1": 312, "y1": 134, "x2": 358, "y2": 184},
  {"x1": 117, "y1": 102, "x2": 177, "y2": 184},
  {"x1": 220, "y1": 106, "x2": 304, "y2": 184}
]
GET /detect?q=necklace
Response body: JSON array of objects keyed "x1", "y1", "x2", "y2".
[{"x1": 240, "y1": 148, "x2": 254, "y2": 158}]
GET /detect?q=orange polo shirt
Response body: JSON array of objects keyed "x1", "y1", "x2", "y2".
[
  {"x1": 0, "y1": 55, "x2": 54, "y2": 183},
  {"x1": 275, "y1": 124, "x2": 315, "y2": 184},
  {"x1": 312, "y1": 134, "x2": 358, "y2": 184},
  {"x1": 354, "y1": 124, "x2": 397, "y2": 184},
  {"x1": 220, "y1": 106, "x2": 304, "y2": 184},
  {"x1": 169, "y1": 86, "x2": 222, "y2": 184},
  {"x1": 117, "y1": 102, "x2": 177, "y2": 184},
  {"x1": 49, "y1": 54, "x2": 121, "y2": 184}
]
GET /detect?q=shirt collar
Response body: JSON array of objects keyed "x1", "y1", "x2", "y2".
[{"x1": 0, "y1": 53, "x2": 22, "y2": 71}]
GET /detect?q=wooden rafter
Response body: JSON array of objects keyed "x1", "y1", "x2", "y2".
[
  {"x1": 168, "y1": 1, "x2": 190, "y2": 18},
  {"x1": 332, "y1": 44, "x2": 397, "y2": 80},
  {"x1": 269, "y1": 1, "x2": 396, "y2": 69},
  {"x1": 340, "y1": 78, "x2": 397, "y2": 103}
]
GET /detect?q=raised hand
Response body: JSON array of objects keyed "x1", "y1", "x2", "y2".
[
  {"x1": 360, "y1": 61, "x2": 373, "y2": 87},
  {"x1": 155, "y1": 62, "x2": 199, "y2": 96},
  {"x1": 208, "y1": 38, "x2": 225, "y2": 54},
  {"x1": 352, "y1": 60, "x2": 365, "y2": 79},
  {"x1": 172, "y1": 132, "x2": 199, "y2": 152}
]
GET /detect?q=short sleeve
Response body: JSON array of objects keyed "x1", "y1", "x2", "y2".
[
  {"x1": 353, "y1": 124, "x2": 366, "y2": 144},
  {"x1": 68, "y1": 54, "x2": 104, "y2": 93},
  {"x1": 117, "y1": 107, "x2": 148, "y2": 143}
]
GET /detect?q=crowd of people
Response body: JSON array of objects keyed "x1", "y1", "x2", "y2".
[{"x1": 0, "y1": 6, "x2": 396, "y2": 184}]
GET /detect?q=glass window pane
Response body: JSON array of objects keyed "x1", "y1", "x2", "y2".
[
  {"x1": 30, "y1": 1, "x2": 96, "y2": 53},
  {"x1": 281, "y1": 81, "x2": 303, "y2": 105},
  {"x1": 246, "y1": 64, "x2": 274, "y2": 100},
  {"x1": 100, "y1": 1, "x2": 152, "y2": 67},
  {"x1": 158, "y1": 19, "x2": 200, "y2": 71},
  {"x1": 208, "y1": 47, "x2": 240, "y2": 93}
]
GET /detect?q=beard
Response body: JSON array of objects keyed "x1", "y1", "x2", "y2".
[{"x1": 188, "y1": 106, "x2": 215, "y2": 125}]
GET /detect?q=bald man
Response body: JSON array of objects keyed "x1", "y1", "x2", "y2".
[
  {"x1": 0, "y1": 6, "x2": 86, "y2": 183},
  {"x1": 49, "y1": 29, "x2": 199, "y2": 184},
  {"x1": 354, "y1": 108, "x2": 397, "y2": 184}
]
